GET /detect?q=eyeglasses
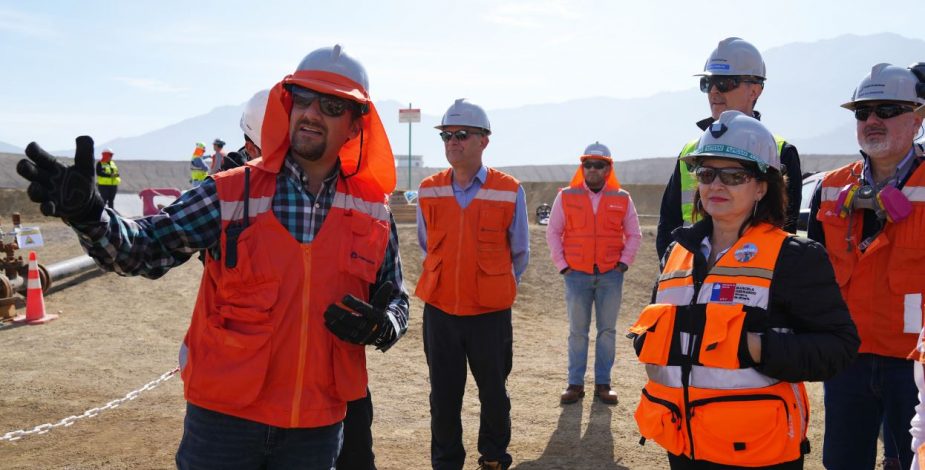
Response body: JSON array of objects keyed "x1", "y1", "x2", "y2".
[
  {"x1": 582, "y1": 160, "x2": 609, "y2": 170},
  {"x1": 694, "y1": 166, "x2": 755, "y2": 186},
  {"x1": 853, "y1": 103, "x2": 914, "y2": 121},
  {"x1": 290, "y1": 87, "x2": 355, "y2": 117},
  {"x1": 699, "y1": 76, "x2": 763, "y2": 93},
  {"x1": 439, "y1": 130, "x2": 483, "y2": 143}
]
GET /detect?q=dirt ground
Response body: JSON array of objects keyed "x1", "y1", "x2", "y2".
[{"x1": 0, "y1": 215, "x2": 848, "y2": 469}]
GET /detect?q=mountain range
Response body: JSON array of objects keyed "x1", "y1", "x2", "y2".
[{"x1": 7, "y1": 33, "x2": 922, "y2": 165}]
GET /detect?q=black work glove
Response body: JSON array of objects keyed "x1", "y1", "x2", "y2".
[
  {"x1": 17, "y1": 136, "x2": 105, "y2": 224},
  {"x1": 324, "y1": 281, "x2": 395, "y2": 346}
]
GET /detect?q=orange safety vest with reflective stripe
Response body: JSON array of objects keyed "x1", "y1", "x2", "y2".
[
  {"x1": 629, "y1": 223, "x2": 809, "y2": 465},
  {"x1": 817, "y1": 152, "x2": 925, "y2": 359},
  {"x1": 179, "y1": 164, "x2": 390, "y2": 428},
  {"x1": 416, "y1": 168, "x2": 519, "y2": 315},
  {"x1": 560, "y1": 185, "x2": 629, "y2": 274}
]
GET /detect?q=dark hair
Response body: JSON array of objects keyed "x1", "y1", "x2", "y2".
[{"x1": 691, "y1": 161, "x2": 788, "y2": 237}]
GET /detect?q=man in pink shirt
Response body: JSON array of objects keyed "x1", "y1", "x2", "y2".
[{"x1": 545, "y1": 142, "x2": 642, "y2": 405}]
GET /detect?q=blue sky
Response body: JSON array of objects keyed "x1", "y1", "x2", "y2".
[{"x1": 2, "y1": 0, "x2": 924, "y2": 150}]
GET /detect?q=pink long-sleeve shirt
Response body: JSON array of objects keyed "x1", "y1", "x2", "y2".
[{"x1": 545, "y1": 183, "x2": 643, "y2": 272}]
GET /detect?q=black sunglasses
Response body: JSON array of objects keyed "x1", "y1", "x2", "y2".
[
  {"x1": 853, "y1": 103, "x2": 914, "y2": 121},
  {"x1": 290, "y1": 87, "x2": 356, "y2": 117},
  {"x1": 439, "y1": 130, "x2": 483, "y2": 143},
  {"x1": 582, "y1": 160, "x2": 609, "y2": 170},
  {"x1": 699, "y1": 76, "x2": 764, "y2": 93},
  {"x1": 694, "y1": 166, "x2": 755, "y2": 186}
]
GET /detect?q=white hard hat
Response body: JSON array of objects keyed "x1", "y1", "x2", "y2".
[
  {"x1": 841, "y1": 63, "x2": 925, "y2": 110},
  {"x1": 435, "y1": 99, "x2": 491, "y2": 134},
  {"x1": 101, "y1": 148, "x2": 114, "y2": 154},
  {"x1": 240, "y1": 89, "x2": 270, "y2": 149},
  {"x1": 293, "y1": 44, "x2": 369, "y2": 105},
  {"x1": 695, "y1": 37, "x2": 766, "y2": 79},
  {"x1": 582, "y1": 141, "x2": 611, "y2": 158},
  {"x1": 681, "y1": 110, "x2": 779, "y2": 173}
]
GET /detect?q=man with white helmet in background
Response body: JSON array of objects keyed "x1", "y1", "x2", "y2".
[
  {"x1": 656, "y1": 37, "x2": 802, "y2": 261},
  {"x1": 545, "y1": 141, "x2": 641, "y2": 406},
  {"x1": 95, "y1": 147, "x2": 119, "y2": 209},
  {"x1": 808, "y1": 63, "x2": 925, "y2": 469},
  {"x1": 17, "y1": 44, "x2": 409, "y2": 470},
  {"x1": 416, "y1": 98, "x2": 529, "y2": 470},
  {"x1": 222, "y1": 89, "x2": 270, "y2": 171}
]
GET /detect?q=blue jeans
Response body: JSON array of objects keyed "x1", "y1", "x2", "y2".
[
  {"x1": 823, "y1": 354, "x2": 917, "y2": 469},
  {"x1": 564, "y1": 269, "x2": 624, "y2": 385},
  {"x1": 176, "y1": 403, "x2": 343, "y2": 470}
]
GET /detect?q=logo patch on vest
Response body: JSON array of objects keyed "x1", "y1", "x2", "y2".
[
  {"x1": 734, "y1": 243, "x2": 758, "y2": 263},
  {"x1": 711, "y1": 283, "x2": 736, "y2": 302}
]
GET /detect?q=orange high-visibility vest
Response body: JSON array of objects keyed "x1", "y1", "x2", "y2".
[
  {"x1": 629, "y1": 223, "x2": 809, "y2": 465},
  {"x1": 180, "y1": 164, "x2": 391, "y2": 428},
  {"x1": 416, "y1": 168, "x2": 519, "y2": 315},
  {"x1": 560, "y1": 185, "x2": 629, "y2": 274},
  {"x1": 817, "y1": 155, "x2": 925, "y2": 359}
]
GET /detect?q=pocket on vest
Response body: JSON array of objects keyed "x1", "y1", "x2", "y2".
[
  {"x1": 332, "y1": 340, "x2": 367, "y2": 402},
  {"x1": 688, "y1": 392, "x2": 794, "y2": 466},
  {"x1": 635, "y1": 384, "x2": 685, "y2": 456},
  {"x1": 416, "y1": 255, "x2": 442, "y2": 299},
  {"x1": 629, "y1": 304, "x2": 676, "y2": 365},
  {"x1": 699, "y1": 304, "x2": 746, "y2": 369},
  {"x1": 476, "y1": 254, "x2": 515, "y2": 309}
]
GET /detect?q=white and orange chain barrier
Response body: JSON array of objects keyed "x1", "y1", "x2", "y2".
[{"x1": 1, "y1": 367, "x2": 179, "y2": 442}]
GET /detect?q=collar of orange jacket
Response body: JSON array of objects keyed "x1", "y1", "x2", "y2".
[
  {"x1": 254, "y1": 70, "x2": 396, "y2": 195},
  {"x1": 569, "y1": 155, "x2": 620, "y2": 190}
]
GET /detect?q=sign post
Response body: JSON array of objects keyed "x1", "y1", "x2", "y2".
[{"x1": 398, "y1": 105, "x2": 421, "y2": 190}]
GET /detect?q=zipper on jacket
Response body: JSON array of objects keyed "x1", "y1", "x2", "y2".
[
  {"x1": 641, "y1": 388, "x2": 682, "y2": 428},
  {"x1": 688, "y1": 393, "x2": 792, "y2": 437}
]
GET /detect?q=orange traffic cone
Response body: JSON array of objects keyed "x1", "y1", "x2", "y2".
[{"x1": 15, "y1": 251, "x2": 57, "y2": 325}]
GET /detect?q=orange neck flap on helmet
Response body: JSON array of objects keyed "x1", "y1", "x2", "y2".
[
  {"x1": 569, "y1": 155, "x2": 621, "y2": 190},
  {"x1": 256, "y1": 70, "x2": 396, "y2": 195}
]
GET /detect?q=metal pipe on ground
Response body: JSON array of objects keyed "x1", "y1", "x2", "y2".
[{"x1": 13, "y1": 255, "x2": 100, "y2": 295}]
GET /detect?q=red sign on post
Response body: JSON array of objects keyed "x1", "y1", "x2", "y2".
[{"x1": 399, "y1": 108, "x2": 421, "y2": 123}]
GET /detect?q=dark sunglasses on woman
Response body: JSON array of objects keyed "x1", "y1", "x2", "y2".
[{"x1": 694, "y1": 166, "x2": 755, "y2": 186}]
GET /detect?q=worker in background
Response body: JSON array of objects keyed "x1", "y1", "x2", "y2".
[
  {"x1": 189, "y1": 142, "x2": 208, "y2": 187},
  {"x1": 208, "y1": 138, "x2": 227, "y2": 175},
  {"x1": 222, "y1": 89, "x2": 270, "y2": 171},
  {"x1": 631, "y1": 110, "x2": 858, "y2": 469},
  {"x1": 545, "y1": 141, "x2": 641, "y2": 406},
  {"x1": 656, "y1": 37, "x2": 802, "y2": 261},
  {"x1": 95, "y1": 147, "x2": 120, "y2": 209},
  {"x1": 808, "y1": 63, "x2": 925, "y2": 470},
  {"x1": 416, "y1": 98, "x2": 529, "y2": 470},
  {"x1": 17, "y1": 44, "x2": 409, "y2": 470}
]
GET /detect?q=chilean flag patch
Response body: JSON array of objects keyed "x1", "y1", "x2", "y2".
[{"x1": 710, "y1": 283, "x2": 736, "y2": 302}]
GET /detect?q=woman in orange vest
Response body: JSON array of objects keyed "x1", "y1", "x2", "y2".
[{"x1": 629, "y1": 110, "x2": 859, "y2": 469}]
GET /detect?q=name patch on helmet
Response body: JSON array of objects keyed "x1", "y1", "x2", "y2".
[{"x1": 708, "y1": 63, "x2": 731, "y2": 71}]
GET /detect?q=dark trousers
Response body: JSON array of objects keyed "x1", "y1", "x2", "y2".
[
  {"x1": 98, "y1": 185, "x2": 117, "y2": 209},
  {"x1": 423, "y1": 304, "x2": 513, "y2": 470},
  {"x1": 823, "y1": 354, "x2": 917, "y2": 469},
  {"x1": 337, "y1": 390, "x2": 375, "y2": 470},
  {"x1": 175, "y1": 403, "x2": 342, "y2": 470}
]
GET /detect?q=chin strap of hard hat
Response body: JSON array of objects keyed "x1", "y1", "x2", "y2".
[{"x1": 340, "y1": 127, "x2": 364, "y2": 181}]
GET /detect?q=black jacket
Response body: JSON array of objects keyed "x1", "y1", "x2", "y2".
[
  {"x1": 656, "y1": 112, "x2": 802, "y2": 260},
  {"x1": 647, "y1": 220, "x2": 859, "y2": 383}
]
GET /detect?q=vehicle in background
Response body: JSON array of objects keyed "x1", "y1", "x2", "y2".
[{"x1": 797, "y1": 172, "x2": 825, "y2": 234}]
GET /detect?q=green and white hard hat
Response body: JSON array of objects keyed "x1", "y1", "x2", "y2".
[
  {"x1": 695, "y1": 37, "x2": 766, "y2": 79},
  {"x1": 680, "y1": 110, "x2": 779, "y2": 173},
  {"x1": 435, "y1": 98, "x2": 491, "y2": 134},
  {"x1": 841, "y1": 63, "x2": 925, "y2": 110}
]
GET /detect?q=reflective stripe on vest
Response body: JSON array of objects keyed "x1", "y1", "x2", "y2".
[
  {"x1": 818, "y1": 154, "x2": 925, "y2": 358},
  {"x1": 560, "y1": 186, "x2": 629, "y2": 274},
  {"x1": 180, "y1": 165, "x2": 389, "y2": 428},
  {"x1": 630, "y1": 223, "x2": 808, "y2": 464},
  {"x1": 679, "y1": 135, "x2": 786, "y2": 224},
  {"x1": 416, "y1": 168, "x2": 519, "y2": 315},
  {"x1": 97, "y1": 162, "x2": 120, "y2": 186}
]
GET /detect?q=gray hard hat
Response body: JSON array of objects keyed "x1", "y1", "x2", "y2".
[
  {"x1": 681, "y1": 110, "x2": 779, "y2": 173},
  {"x1": 695, "y1": 37, "x2": 766, "y2": 79},
  {"x1": 583, "y1": 141, "x2": 611, "y2": 158},
  {"x1": 435, "y1": 99, "x2": 491, "y2": 134},
  {"x1": 841, "y1": 63, "x2": 925, "y2": 110},
  {"x1": 295, "y1": 44, "x2": 369, "y2": 96}
]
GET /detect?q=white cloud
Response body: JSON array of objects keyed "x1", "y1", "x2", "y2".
[{"x1": 112, "y1": 77, "x2": 189, "y2": 93}]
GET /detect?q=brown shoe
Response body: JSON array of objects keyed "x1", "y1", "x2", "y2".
[
  {"x1": 479, "y1": 461, "x2": 503, "y2": 470},
  {"x1": 560, "y1": 384, "x2": 584, "y2": 404},
  {"x1": 595, "y1": 384, "x2": 618, "y2": 405}
]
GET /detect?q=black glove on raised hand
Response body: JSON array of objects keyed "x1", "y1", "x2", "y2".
[
  {"x1": 324, "y1": 281, "x2": 395, "y2": 346},
  {"x1": 16, "y1": 136, "x2": 105, "y2": 224}
]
